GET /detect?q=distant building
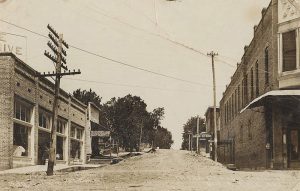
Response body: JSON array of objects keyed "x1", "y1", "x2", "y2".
[
  {"x1": 0, "y1": 53, "x2": 103, "y2": 170},
  {"x1": 219, "y1": 0, "x2": 300, "y2": 169},
  {"x1": 87, "y1": 102, "x2": 111, "y2": 158},
  {"x1": 204, "y1": 106, "x2": 220, "y2": 160}
]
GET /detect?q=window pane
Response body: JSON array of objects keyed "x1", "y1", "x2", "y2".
[
  {"x1": 283, "y1": 30, "x2": 297, "y2": 72},
  {"x1": 15, "y1": 102, "x2": 21, "y2": 120},
  {"x1": 20, "y1": 106, "x2": 26, "y2": 121},
  {"x1": 57, "y1": 120, "x2": 65, "y2": 134},
  {"x1": 71, "y1": 127, "x2": 76, "y2": 138},
  {"x1": 76, "y1": 129, "x2": 82, "y2": 140},
  {"x1": 14, "y1": 101, "x2": 31, "y2": 122},
  {"x1": 39, "y1": 113, "x2": 43, "y2": 127},
  {"x1": 25, "y1": 108, "x2": 30, "y2": 122}
]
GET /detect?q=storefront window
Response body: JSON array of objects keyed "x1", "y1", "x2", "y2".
[
  {"x1": 13, "y1": 123, "x2": 29, "y2": 157},
  {"x1": 70, "y1": 140, "x2": 81, "y2": 159}
]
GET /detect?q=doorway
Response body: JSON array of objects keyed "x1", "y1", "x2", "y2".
[
  {"x1": 38, "y1": 130, "x2": 50, "y2": 165},
  {"x1": 287, "y1": 129, "x2": 300, "y2": 168}
]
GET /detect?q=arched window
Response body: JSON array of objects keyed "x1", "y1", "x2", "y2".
[{"x1": 264, "y1": 47, "x2": 269, "y2": 85}]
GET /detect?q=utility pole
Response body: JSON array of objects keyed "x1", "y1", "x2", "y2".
[
  {"x1": 109, "y1": 136, "x2": 112, "y2": 158},
  {"x1": 139, "y1": 124, "x2": 143, "y2": 152},
  {"x1": 188, "y1": 133, "x2": 191, "y2": 151},
  {"x1": 191, "y1": 132, "x2": 193, "y2": 152},
  {"x1": 38, "y1": 24, "x2": 81, "y2": 176},
  {"x1": 207, "y1": 51, "x2": 218, "y2": 162},
  {"x1": 196, "y1": 115, "x2": 199, "y2": 154}
]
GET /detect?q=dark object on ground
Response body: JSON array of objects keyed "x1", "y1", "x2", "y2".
[
  {"x1": 226, "y1": 164, "x2": 237, "y2": 171},
  {"x1": 111, "y1": 158, "x2": 123, "y2": 164},
  {"x1": 146, "y1": 148, "x2": 156, "y2": 153}
]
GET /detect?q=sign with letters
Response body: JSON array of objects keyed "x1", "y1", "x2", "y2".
[
  {"x1": 90, "y1": 131, "x2": 110, "y2": 137},
  {"x1": 0, "y1": 32, "x2": 27, "y2": 61}
]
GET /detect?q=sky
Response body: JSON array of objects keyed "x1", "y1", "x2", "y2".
[{"x1": 0, "y1": 0, "x2": 271, "y2": 149}]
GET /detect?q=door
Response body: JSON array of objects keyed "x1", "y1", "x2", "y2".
[{"x1": 288, "y1": 129, "x2": 300, "y2": 168}]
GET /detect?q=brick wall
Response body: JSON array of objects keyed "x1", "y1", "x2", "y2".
[
  {"x1": 219, "y1": 1, "x2": 279, "y2": 169},
  {"x1": 0, "y1": 56, "x2": 14, "y2": 170},
  {"x1": 0, "y1": 53, "x2": 89, "y2": 168}
]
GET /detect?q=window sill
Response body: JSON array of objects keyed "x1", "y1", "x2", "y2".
[
  {"x1": 13, "y1": 156, "x2": 32, "y2": 161},
  {"x1": 38, "y1": 127, "x2": 51, "y2": 133},
  {"x1": 278, "y1": 70, "x2": 300, "y2": 88},
  {"x1": 57, "y1": 133, "x2": 66, "y2": 137},
  {"x1": 13, "y1": 119, "x2": 33, "y2": 127},
  {"x1": 280, "y1": 69, "x2": 300, "y2": 77},
  {"x1": 70, "y1": 137, "x2": 83, "y2": 142}
]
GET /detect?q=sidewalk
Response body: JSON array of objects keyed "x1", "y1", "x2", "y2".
[{"x1": 0, "y1": 164, "x2": 102, "y2": 174}]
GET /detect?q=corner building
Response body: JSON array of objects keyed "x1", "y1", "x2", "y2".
[
  {"x1": 219, "y1": 0, "x2": 300, "y2": 169},
  {"x1": 0, "y1": 53, "x2": 89, "y2": 170}
]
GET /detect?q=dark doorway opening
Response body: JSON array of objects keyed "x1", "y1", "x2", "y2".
[{"x1": 38, "y1": 130, "x2": 50, "y2": 165}]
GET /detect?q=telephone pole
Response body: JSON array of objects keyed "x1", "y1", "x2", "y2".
[
  {"x1": 207, "y1": 51, "x2": 218, "y2": 162},
  {"x1": 196, "y1": 115, "x2": 199, "y2": 154},
  {"x1": 38, "y1": 24, "x2": 81, "y2": 176}
]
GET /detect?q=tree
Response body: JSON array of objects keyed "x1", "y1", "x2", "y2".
[
  {"x1": 103, "y1": 95, "x2": 173, "y2": 151},
  {"x1": 73, "y1": 89, "x2": 174, "y2": 151},
  {"x1": 181, "y1": 116, "x2": 205, "y2": 150},
  {"x1": 154, "y1": 126, "x2": 174, "y2": 149},
  {"x1": 103, "y1": 95, "x2": 149, "y2": 151},
  {"x1": 73, "y1": 88, "x2": 102, "y2": 108}
]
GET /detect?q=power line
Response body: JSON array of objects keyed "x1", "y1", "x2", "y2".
[
  {"x1": 0, "y1": 18, "x2": 265, "y2": 90},
  {"x1": 120, "y1": 0, "x2": 170, "y2": 37},
  {"x1": 68, "y1": 45, "x2": 208, "y2": 86},
  {"x1": 85, "y1": 3, "x2": 208, "y2": 57},
  {"x1": 0, "y1": 18, "x2": 207, "y2": 86},
  {"x1": 0, "y1": 19, "x2": 48, "y2": 38},
  {"x1": 216, "y1": 56, "x2": 271, "y2": 74},
  {"x1": 63, "y1": 77, "x2": 206, "y2": 93}
]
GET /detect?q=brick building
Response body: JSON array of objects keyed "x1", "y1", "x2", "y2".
[
  {"x1": 87, "y1": 102, "x2": 111, "y2": 158},
  {"x1": 0, "y1": 53, "x2": 93, "y2": 170},
  {"x1": 204, "y1": 106, "x2": 220, "y2": 159},
  {"x1": 219, "y1": 0, "x2": 300, "y2": 169}
]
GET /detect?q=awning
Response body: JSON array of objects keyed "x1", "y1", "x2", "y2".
[{"x1": 240, "y1": 90, "x2": 300, "y2": 113}]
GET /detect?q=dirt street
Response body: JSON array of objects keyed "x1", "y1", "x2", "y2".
[{"x1": 1, "y1": 149, "x2": 300, "y2": 190}]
